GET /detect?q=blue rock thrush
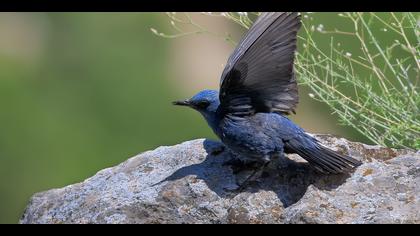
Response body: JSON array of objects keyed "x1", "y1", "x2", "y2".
[{"x1": 173, "y1": 12, "x2": 362, "y2": 182}]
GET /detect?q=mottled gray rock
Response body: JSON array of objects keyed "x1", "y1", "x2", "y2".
[{"x1": 20, "y1": 134, "x2": 419, "y2": 224}]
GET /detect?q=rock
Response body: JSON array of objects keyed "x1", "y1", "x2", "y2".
[{"x1": 20, "y1": 134, "x2": 419, "y2": 224}]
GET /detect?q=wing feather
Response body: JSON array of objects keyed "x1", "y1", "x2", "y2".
[{"x1": 219, "y1": 12, "x2": 301, "y2": 116}]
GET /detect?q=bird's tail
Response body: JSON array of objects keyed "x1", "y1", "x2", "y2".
[{"x1": 285, "y1": 135, "x2": 362, "y2": 174}]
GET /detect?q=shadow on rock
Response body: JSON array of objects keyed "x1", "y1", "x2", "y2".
[{"x1": 157, "y1": 139, "x2": 351, "y2": 207}]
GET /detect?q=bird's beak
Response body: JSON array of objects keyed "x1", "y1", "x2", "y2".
[{"x1": 172, "y1": 100, "x2": 191, "y2": 107}]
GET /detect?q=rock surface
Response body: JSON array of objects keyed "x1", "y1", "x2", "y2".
[{"x1": 20, "y1": 134, "x2": 419, "y2": 224}]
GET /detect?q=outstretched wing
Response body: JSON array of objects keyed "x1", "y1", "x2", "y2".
[{"x1": 219, "y1": 12, "x2": 301, "y2": 117}]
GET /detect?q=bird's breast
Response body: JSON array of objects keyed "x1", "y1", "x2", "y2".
[{"x1": 219, "y1": 115, "x2": 283, "y2": 161}]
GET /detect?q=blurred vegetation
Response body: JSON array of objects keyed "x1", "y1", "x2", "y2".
[
  {"x1": 0, "y1": 13, "x2": 207, "y2": 223},
  {"x1": 297, "y1": 12, "x2": 419, "y2": 149},
  {"x1": 0, "y1": 13, "x2": 417, "y2": 223}
]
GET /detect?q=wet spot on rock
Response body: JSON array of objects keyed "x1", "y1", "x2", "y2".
[
  {"x1": 227, "y1": 206, "x2": 250, "y2": 224},
  {"x1": 143, "y1": 166, "x2": 154, "y2": 173},
  {"x1": 319, "y1": 203, "x2": 329, "y2": 208},
  {"x1": 363, "y1": 169, "x2": 374, "y2": 176},
  {"x1": 270, "y1": 206, "x2": 283, "y2": 220},
  {"x1": 407, "y1": 195, "x2": 415, "y2": 203},
  {"x1": 305, "y1": 211, "x2": 319, "y2": 218},
  {"x1": 364, "y1": 148, "x2": 397, "y2": 161},
  {"x1": 407, "y1": 167, "x2": 420, "y2": 178}
]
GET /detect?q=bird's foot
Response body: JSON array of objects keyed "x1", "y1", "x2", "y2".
[
  {"x1": 210, "y1": 145, "x2": 225, "y2": 156},
  {"x1": 236, "y1": 161, "x2": 270, "y2": 192}
]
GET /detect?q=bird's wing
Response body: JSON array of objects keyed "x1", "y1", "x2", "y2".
[{"x1": 219, "y1": 12, "x2": 301, "y2": 117}]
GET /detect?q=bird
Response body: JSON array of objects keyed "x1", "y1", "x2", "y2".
[{"x1": 173, "y1": 12, "x2": 362, "y2": 183}]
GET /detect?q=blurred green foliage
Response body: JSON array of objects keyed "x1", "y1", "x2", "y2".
[{"x1": 0, "y1": 13, "x2": 211, "y2": 223}]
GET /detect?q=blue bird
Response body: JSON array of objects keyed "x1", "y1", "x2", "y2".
[{"x1": 173, "y1": 12, "x2": 361, "y2": 180}]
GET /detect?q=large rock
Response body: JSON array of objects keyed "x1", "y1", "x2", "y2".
[{"x1": 20, "y1": 135, "x2": 419, "y2": 224}]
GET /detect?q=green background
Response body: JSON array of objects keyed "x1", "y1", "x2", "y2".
[{"x1": 0, "y1": 13, "x2": 389, "y2": 223}]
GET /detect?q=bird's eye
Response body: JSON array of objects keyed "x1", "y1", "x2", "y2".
[{"x1": 196, "y1": 101, "x2": 210, "y2": 109}]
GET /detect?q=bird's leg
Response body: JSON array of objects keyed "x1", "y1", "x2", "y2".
[
  {"x1": 223, "y1": 157, "x2": 260, "y2": 174},
  {"x1": 237, "y1": 160, "x2": 270, "y2": 191}
]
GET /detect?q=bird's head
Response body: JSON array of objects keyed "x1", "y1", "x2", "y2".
[{"x1": 173, "y1": 90, "x2": 220, "y2": 114}]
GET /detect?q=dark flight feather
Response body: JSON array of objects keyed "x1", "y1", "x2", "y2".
[
  {"x1": 219, "y1": 12, "x2": 301, "y2": 117},
  {"x1": 285, "y1": 136, "x2": 362, "y2": 174}
]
